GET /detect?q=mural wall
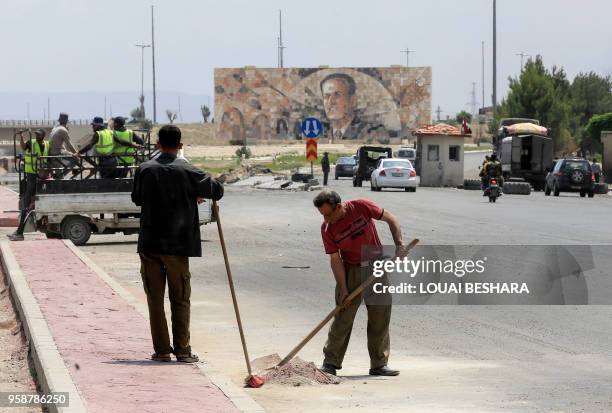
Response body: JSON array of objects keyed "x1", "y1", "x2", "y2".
[{"x1": 214, "y1": 66, "x2": 431, "y2": 142}]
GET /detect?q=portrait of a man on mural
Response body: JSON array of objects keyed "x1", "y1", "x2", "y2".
[
  {"x1": 320, "y1": 73, "x2": 386, "y2": 141},
  {"x1": 214, "y1": 66, "x2": 431, "y2": 142}
]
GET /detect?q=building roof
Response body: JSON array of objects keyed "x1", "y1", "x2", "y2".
[{"x1": 413, "y1": 123, "x2": 472, "y2": 137}]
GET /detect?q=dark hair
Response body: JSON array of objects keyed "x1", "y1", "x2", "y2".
[
  {"x1": 158, "y1": 124, "x2": 182, "y2": 148},
  {"x1": 320, "y1": 73, "x2": 356, "y2": 96},
  {"x1": 313, "y1": 190, "x2": 342, "y2": 208}
]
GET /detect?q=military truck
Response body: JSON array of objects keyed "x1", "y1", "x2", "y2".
[
  {"x1": 352, "y1": 146, "x2": 393, "y2": 187},
  {"x1": 494, "y1": 118, "x2": 553, "y2": 193}
]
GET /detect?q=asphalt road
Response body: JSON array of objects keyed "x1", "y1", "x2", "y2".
[{"x1": 80, "y1": 176, "x2": 612, "y2": 412}]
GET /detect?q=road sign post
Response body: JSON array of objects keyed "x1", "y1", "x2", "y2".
[{"x1": 302, "y1": 118, "x2": 323, "y2": 178}]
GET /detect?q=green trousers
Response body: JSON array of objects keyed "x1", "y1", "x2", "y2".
[
  {"x1": 323, "y1": 264, "x2": 392, "y2": 369},
  {"x1": 139, "y1": 253, "x2": 192, "y2": 355}
]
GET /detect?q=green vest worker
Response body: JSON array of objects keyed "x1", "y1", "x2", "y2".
[
  {"x1": 24, "y1": 135, "x2": 49, "y2": 175},
  {"x1": 79, "y1": 117, "x2": 142, "y2": 178},
  {"x1": 95, "y1": 128, "x2": 114, "y2": 155},
  {"x1": 8, "y1": 128, "x2": 49, "y2": 241},
  {"x1": 114, "y1": 129, "x2": 135, "y2": 164},
  {"x1": 112, "y1": 116, "x2": 145, "y2": 178}
]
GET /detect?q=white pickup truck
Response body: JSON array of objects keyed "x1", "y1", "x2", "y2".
[{"x1": 32, "y1": 179, "x2": 212, "y2": 245}]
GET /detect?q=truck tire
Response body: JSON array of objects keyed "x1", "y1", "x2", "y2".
[
  {"x1": 504, "y1": 181, "x2": 530, "y2": 195},
  {"x1": 516, "y1": 182, "x2": 531, "y2": 195},
  {"x1": 463, "y1": 179, "x2": 481, "y2": 190},
  {"x1": 594, "y1": 183, "x2": 609, "y2": 195},
  {"x1": 61, "y1": 215, "x2": 92, "y2": 246},
  {"x1": 502, "y1": 182, "x2": 514, "y2": 194}
]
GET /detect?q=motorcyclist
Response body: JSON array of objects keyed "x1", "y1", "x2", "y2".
[
  {"x1": 482, "y1": 153, "x2": 503, "y2": 194},
  {"x1": 479, "y1": 155, "x2": 491, "y2": 190}
]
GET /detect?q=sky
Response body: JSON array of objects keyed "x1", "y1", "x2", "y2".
[{"x1": 1, "y1": 0, "x2": 611, "y2": 122}]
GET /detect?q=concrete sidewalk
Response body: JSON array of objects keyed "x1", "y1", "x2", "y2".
[
  {"x1": 0, "y1": 186, "x2": 19, "y2": 227},
  {"x1": 0, "y1": 239, "x2": 258, "y2": 413}
]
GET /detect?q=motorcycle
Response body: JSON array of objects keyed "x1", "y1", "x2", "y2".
[{"x1": 483, "y1": 178, "x2": 501, "y2": 203}]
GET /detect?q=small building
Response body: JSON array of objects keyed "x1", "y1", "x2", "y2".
[{"x1": 413, "y1": 123, "x2": 470, "y2": 187}]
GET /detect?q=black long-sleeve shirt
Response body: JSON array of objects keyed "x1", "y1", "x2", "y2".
[{"x1": 132, "y1": 153, "x2": 224, "y2": 257}]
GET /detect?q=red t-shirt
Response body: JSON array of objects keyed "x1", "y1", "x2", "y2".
[{"x1": 321, "y1": 199, "x2": 384, "y2": 265}]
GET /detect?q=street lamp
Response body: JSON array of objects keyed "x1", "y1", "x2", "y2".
[{"x1": 135, "y1": 44, "x2": 151, "y2": 119}]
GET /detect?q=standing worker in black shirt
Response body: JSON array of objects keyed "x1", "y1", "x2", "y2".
[
  {"x1": 321, "y1": 152, "x2": 330, "y2": 186},
  {"x1": 131, "y1": 124, "x2": 224, "y2": 363}
]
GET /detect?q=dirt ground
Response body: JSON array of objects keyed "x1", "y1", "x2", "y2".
[{"x1": 0, "y1": 266, "x2": 41, "y2": 413}]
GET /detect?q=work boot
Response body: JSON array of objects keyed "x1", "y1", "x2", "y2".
[
  {"x1": 7, "y1": 233, "x2": 24, "y2": 241},
  {"x1": 320, "y1": 363, "x2": 338, "y2": 376},
  {"x1": 369, "y1": 365, "x2": 400, "y2": 376}
]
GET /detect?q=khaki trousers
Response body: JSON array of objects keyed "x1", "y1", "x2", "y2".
[
  {"x1": 139, "y1": 253, "x2": 192, "y2": 355},
  {"x1": 323, "y1": 264, "x2": 391, "y2": 369}
]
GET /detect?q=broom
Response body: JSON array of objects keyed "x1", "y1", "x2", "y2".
[{"x1": 212, "y1": 200, "x2": 264, "y2": 388}]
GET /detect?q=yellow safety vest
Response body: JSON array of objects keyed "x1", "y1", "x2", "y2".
[
  {"x1": 113, "y1": 129, "x2": 135, "y2": 165},
  {"x1": 95, "y1": 129, "x2": 114, "y2": 155},
  {"x1": 24, "y1": 140, "x2": 49, "y2": 175}
]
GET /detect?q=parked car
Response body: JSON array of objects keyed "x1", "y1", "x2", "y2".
[
  {"x1": 334, "y1": 156, "x2": 357, "y2": 179},
  {"x1": 544, "y1": 158, "x2": 595, "y2": 197},
  {"x1": 396, "y1": 147, "x2": 416, "y2": 163},
  {"x1": 370, "y1": 158, "x2": 418, "y2": 192}
]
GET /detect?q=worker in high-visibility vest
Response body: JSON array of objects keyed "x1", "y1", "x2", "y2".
[
  {"x1": 79, "y1": 116, "x2": 142, "y2": 178},
  {"x1": 112, "y1": 116, "x2": 145, "y2": 178},
  {"x1": 8, "y1": 128, "x2": 49, "y2": 241}
]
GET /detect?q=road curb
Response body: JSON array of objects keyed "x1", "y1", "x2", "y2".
[
  {"x1": 0, "y1": 241, "x2": 87, "y2": 413},
  {"x1": 63, "y1": 240, "x2": 265, "y2": 413}
]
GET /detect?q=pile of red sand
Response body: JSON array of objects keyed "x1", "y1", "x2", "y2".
[{"x1": 251, "y1": 354, "x2": 341, "y2": 386}]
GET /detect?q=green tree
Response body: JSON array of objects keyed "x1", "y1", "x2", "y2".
[
  {"x1": 455, "y1": 110, "x2": 472, "y2": 123},
  {"x1": 570, "y1": 72, "x2": 612, "y2": 152},
  {"x1": 500, "y1": 56, "x2": 574, "y2": 151},
  {"x1": 586, "y1": 112, "x2": 612, "y2": 144}
]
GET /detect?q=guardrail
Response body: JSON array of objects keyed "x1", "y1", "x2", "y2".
[{"x1": 0, "y1": 119, "x2": 92, "y2": 127}]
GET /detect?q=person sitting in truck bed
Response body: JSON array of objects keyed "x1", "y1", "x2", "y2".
[
  {"x1": 112, "y1": 116, "x2": 145, "y2": 178},
  {"x1": 78, "y1": 116, "x2": 143, "y2": 179}
]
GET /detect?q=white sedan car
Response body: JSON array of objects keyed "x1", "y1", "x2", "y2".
[{"x1": 370, "y1": 158, "x2": 418, "y2": 192}]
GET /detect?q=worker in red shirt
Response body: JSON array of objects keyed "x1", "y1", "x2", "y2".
[{"x1": 313, "y1": 190, "x2": 404, "y2": 377}]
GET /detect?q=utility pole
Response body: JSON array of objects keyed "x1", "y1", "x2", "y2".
[
  {"x1": 26, "y1": 102, "x2": 30, "y2": 121},
  {"x1": 481, "y1": 41, "x2": 485, "y2": 109},
  {"x1": 435, "y1": 105, "x2": 443, "y2": 122},
  {"x1": 278, "y1": 10, "x2": 285, "y2": 68},
  {"x1": 47, "y1": 98, "x2": 50, "y2": 122},
  {"x1": 469, "y1": 82, "x2": 478, "y2": 118},
  {"x1": 136, "y1": 43, "x2": 151, "y2": 119},
  {"x1": 492, "y1": 0, "x2": 497, "y2": 114},
  {"x1": 516, "y1": 51, "x2": 530, "y2": 72},
  {"x1": 104, "y1": 96, "x2": 107, "y2": 119},
  {"x1": 401, "y1": 48, "x2": 415, "y2": 67},
  {"x1": 151, "y1": 5, "x2": 157, "y2": 124},
  {"x1": 178, "y1": 96, "x2": 183, "y2": 122}
]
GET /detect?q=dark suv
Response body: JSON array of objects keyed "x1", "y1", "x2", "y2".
[
  {"x1": 544, "y1": 159, "x2": 595, "y2": 197},
  {"x1": 334, "y1": 156, "x2": 357, "y2": 179}
]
